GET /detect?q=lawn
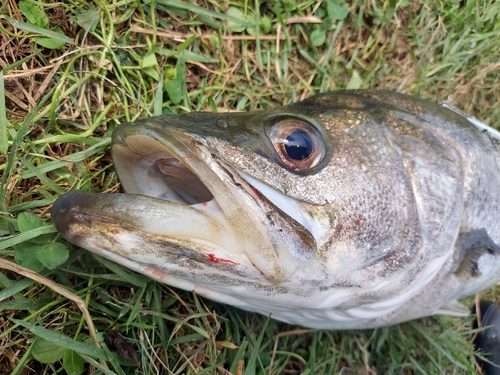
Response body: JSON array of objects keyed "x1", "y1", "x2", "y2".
[{"x1": 1, "y1": 0, "x2": 500, "y2": 374}]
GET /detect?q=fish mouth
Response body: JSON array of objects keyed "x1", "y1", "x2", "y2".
[
  {"x1": 112, "y1": 133, "x2": 216, "y2": 206},
  {"x1": 52, "y1": 122, "x2": 317, "y2": 283},
  {"x1": 114, "y1": 127, "x2": 271, "y2": 259}
]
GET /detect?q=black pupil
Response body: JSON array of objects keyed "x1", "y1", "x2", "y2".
[{"x1": 284, "y1": 130, "x2": 313, "y2": 160}]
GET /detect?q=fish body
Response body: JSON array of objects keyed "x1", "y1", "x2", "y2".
[{"x1": 52, "y1": 90, "x2": 500, "y2": 329}]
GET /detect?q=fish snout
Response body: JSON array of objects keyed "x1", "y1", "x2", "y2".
[{"x1": 51, "y1": 191, "x2": 94, "y2": 242}]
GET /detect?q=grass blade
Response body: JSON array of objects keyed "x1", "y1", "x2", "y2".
[
  {"x1": 2, "y1": 15, "x2": 74, "y2": 45},
  {"x1": 0, "y1": 72, "x2": 7, "y2": 154},
  {"x1": 0, "y1": 226, "x2": 58, "y2": 250},
  {"x1": 11, "y1": 319, "x2": 109, "y2": 360}
]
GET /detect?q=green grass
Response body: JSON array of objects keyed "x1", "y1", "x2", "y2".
[{"x1": 1, "y1": 0, "x2": 500, "y2": 373}]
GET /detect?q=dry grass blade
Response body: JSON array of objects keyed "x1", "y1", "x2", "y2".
[
  {"x1": 0, "y1": 258, "x2": 103, "y2": 360},
  {"x1": 130, "y1": 26, "x2": 299, "y2": 41},
  {"x1": 269, "y1": 328, "x2": 315, "y2": 373}
]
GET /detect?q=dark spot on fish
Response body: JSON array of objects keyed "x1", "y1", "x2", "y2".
[
  {"x1": 266, "y1": 212, "x2": 275, "y2": 225},
  {"x1": 217, "y1": 119, "x2": 228, "y2": 128},
  {"x1": 455, "y1": 228, "x2": 500, "y2": 278},
  {"x1": 470, "y1": 260, "x2": 479, "y2": 277}
]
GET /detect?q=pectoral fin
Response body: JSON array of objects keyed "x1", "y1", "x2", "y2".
[
  {"x1": 455, "y1": 228, "x2": 500, "y2": 278},
  {"x1": 433, "y1": 300, "x2": 469, "y2": 316}
]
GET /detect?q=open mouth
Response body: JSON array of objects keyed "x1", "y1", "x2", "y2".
[
  {"x1": 153, "y1": 156, "x2": 214, "y2": 205},
  {"x1": 111, "y1": 133, "x2": 218, "y2": 206},
  {"x1": 111, "y1": 131, "x2": 260, "y2": 232}
]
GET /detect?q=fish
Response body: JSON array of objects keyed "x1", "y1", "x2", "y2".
[{"x1": 51, "y1": 90, "x2": 500, "y2": 329}]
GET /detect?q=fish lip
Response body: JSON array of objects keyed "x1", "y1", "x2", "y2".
[{"x1": 111, "y1": 126, "x2": 216, "y2": 204}]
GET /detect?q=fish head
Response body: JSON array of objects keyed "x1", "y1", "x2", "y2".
[
  {"x1": 53, "y1": 99, "x2": 333, "y2": 287},
  {"x1": 52, "y1": 90, "x2": 500, "y2": 329}
]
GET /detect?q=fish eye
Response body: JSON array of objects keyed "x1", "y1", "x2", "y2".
[
  {"x1": 284, "y1": 130, "x2": 313, "y2": 160},
  {"x1": 268, "y1": 119, "x2": 326, "y2": 172}
]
